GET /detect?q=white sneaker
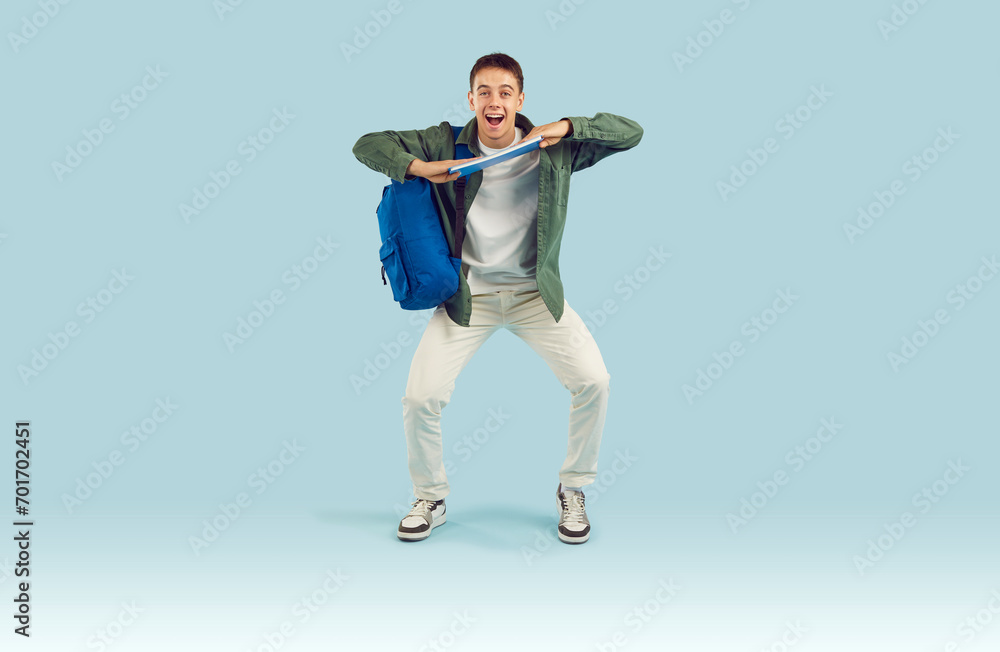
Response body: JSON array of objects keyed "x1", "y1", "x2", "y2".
[
  {"x1": 397, "y1": 498, "x2": 446, "y2": 541},
  {"x1": 556, "y1": 484, "x2": 590, "y2": 544}
]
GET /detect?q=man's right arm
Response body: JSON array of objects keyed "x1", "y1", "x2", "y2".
[
  {"x1": 352, "y1": 123, "x2": 473, "y2": 184},
  {"x1": 352, "y1": 128, "x2": 427, "y2": 183}
]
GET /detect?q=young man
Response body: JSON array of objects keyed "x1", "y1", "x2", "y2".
[{"x1": 352, "y1": 52, "x2": 642, "y2": 544}]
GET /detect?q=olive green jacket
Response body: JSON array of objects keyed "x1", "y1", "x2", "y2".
[{"x1": 352, "y1": 112, "x2": 643, "y2": 326}]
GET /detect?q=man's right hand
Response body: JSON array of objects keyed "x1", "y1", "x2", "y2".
[{"x1": 406, "y1": 157, "x2": 478, "y2": 183}]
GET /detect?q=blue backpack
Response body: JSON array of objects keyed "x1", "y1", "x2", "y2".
[{"x1": 375, "y1": 125, "x2": 472, "y2": 310}]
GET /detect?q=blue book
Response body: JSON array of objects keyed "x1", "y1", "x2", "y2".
[{"x1": 448, "y1": 135, "x2": 543, "y2": 176}]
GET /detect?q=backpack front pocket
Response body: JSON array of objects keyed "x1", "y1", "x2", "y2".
[{"x1": 379, "y1": 235, "x2": 409, "y2": 302}]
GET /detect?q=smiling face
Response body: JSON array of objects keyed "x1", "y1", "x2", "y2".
[{"x1": 468, "y1": 67, "x2": 524, "y2": 149}]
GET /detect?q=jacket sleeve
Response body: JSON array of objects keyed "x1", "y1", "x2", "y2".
[
  {"x1": 352, "y1": 122, "x2": 449, "y2": 183},
  {"x1": 558, "y1": 113, "x2": 643, "y2": 173}
]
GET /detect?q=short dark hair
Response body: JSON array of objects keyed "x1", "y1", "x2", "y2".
[{"x1": 469, "y1": 52, "x2": 524, "y2": 94}]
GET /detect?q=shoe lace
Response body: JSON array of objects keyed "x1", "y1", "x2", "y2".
[
  {"x1": 560, "y1": 492, "x2": 586, "y2": 524},
  {"x1": 407, "y1": 498, "x2": 437, "y2": 517}
]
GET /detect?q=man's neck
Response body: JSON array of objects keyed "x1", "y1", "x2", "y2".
[{"x1": 480, "y1": 127, "x2": 519, "y2": 151}]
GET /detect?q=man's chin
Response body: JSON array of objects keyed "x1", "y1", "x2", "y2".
[{"x1": 478, "y1": 121, "x2": 513, "y2": 144}]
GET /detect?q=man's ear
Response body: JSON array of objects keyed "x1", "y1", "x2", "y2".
[
  {"x1": 516, "y1": 92, "x2": 524, "y2": 112},
  {"x1": 467, "y1": 91, "x2": 475, "y2": 112}
]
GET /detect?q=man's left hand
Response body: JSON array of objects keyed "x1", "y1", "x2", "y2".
[{"x1": 518, "y1": 118, "x2": 573, "y2": 148}]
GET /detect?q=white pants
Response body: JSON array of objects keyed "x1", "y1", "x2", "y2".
[{"x1": 401, "y1": 289, "x2": 610, "y2": 500}]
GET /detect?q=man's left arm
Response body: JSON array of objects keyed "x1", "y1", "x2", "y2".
[{"x1": 557, "y1": 113, "x2": 643, "y2": 172}]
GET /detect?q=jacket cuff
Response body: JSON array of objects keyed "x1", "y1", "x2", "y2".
[
  {"x1": 560, "y1": 116, "x2": 585, "y2": 139},
  {"x1": 393, "y1": 151, "x2": 419, "y2": 183}
]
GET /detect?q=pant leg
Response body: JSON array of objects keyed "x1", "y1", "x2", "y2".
[
  {"x1": 402, "y1": 293, "x2": 502, "y2": 500},
  {"x1": 503, "y1": 290, "x2": 611, "y2": 488}
]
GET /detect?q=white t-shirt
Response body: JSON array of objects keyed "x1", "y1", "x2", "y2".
[{"x1": 462, "y1": 126, "x2": 541, "y2": 294}]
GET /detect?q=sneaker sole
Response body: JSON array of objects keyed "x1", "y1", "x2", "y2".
[
  {"x1": 397, "y1": 512, "x2": 446, "y2": 542},
  {"x1": 557, "y1": 529, "x2": 589, "y2": 544}
]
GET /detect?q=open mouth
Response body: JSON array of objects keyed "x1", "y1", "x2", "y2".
[{"x1": 485, "y1": 113, "x2": 504, "y2": 128}]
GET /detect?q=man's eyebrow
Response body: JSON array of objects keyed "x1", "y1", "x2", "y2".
[{"x1": 476, "y1": 84, "x2": 515, "y2": 91}]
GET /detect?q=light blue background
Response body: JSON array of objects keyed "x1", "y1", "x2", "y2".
[{"x1": 2, "y1": 1, "x2": 998, "y2": 650}]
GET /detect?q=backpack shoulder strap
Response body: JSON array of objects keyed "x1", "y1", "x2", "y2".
[
  {"x1": 451, "y1": 124, "x2": 472, "y2": 160},
  {"x1": 449, "y1": 124, "x2": 470, "y2": 260}
]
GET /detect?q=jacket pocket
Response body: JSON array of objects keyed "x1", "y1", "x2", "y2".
[
  {"x1": 554, "y1": 163, "x2": 571, "y2": 206},
  {"x1": 379, "y1": 235, "x2": 409, "y2": 302}
]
